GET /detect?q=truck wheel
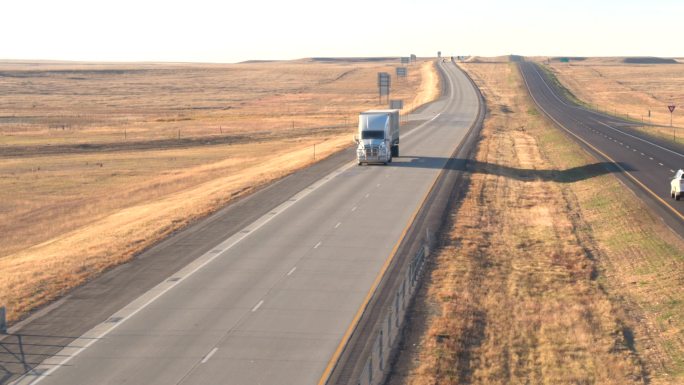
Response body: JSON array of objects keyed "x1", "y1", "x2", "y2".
[
  {"x1": 391, "y1": 145, "x2": 399, "y2": 157},
  {"x1": 677, "y1": 193, "x2": 681, "y2": 201}
]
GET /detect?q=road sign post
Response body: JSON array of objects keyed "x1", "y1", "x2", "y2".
[
  {"x1": 378, "y1": 72, "x2": 391, "y2": 104},
  {"x1": 669, "y1": 104, "x2": 676, "y2": 140},
  {"x1": 389, "y1": 100, "x2": 403, "y2": 110}
]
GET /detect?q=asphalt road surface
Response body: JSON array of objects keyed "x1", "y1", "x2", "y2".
[
  {"x1": 519, "y1": 61, "x2": 684, "y2": 234},
  {"x1": 11, "y1": 61, "x2": 480, "y2": 385}
]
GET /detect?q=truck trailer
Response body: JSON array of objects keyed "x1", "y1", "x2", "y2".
[{"x1": 355, "y1": 109, "x2": 400, "y2": 165}]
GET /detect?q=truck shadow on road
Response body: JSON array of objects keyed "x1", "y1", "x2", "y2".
[{"x1": 391, "y1": 156, "x2": 634, "y2": 183}]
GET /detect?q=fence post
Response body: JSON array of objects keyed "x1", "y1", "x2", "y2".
[{"x1": 0, "y1": 306, "x2": 6, "y2": 334}]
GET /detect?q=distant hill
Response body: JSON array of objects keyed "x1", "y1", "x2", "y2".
[
  {"x1": 622, "y1": 57, "x2": 678, "y2": 64},
  {"x1": 310, "y1": 57, "x2": 398, "y2": 63}
]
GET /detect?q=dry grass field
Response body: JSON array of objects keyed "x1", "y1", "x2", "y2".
[
  {"x1": 539, "y1": 57, "x2": 684, "y2": 143},
  {"x1": 390, "y1": 61, "x2": 684, "y2": 385},
  {"x1": 0, "y1": 58, "x2": 439, "y2": 323}
]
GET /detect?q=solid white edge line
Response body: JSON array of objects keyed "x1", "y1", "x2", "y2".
[
  {"x1": 12, "y1": 69, "x2": 447, "y2": 385},
  {"x1": 531, "y1": 62, "x2": 684, "y2": 161},
  {"x1": 12, "y1": 155, "x2": 358, "y2": 385},
  {"x1": 594, "y1": 120, "x2": 684, "y2": 159}
]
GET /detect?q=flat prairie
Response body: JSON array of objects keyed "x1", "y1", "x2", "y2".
[
  {"x1": 539, "y1": 57, "x2": 684, "y2": 142},
  {"x1": 0, "y1": 58, "x2": 439, "y2": 323}
]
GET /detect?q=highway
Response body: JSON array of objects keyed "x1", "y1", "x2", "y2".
[
  {"x1": 519, "y1": 61, "x2": 684, "y2": 234},
  {"x1": 10, "y1": 61, "x2": 480, "y2": 385}
]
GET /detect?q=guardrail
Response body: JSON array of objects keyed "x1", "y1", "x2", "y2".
[
  {"x1": 325, "y1": 59, "x2": 486, "y2": 385},
  {"x1": 355, "y1": 237, "x2": 430, "y2": 385}
]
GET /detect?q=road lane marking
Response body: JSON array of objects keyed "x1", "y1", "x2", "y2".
[
  {"x1": 17, "y1": 58, "x2": 470, "y2": 385},
  {"x1": 641, "y1": 153, "x2": 645, "y2": 156},
  {"x1": 659, "y1": 163, "x2": 664, "y2": 166},
  {"x1": 287, "y1": 267, "x2": 297, "y2": 276},
  {"x1": 649, "y1": 157, "x2": 654, "y2": 160},
  {"x1": 376, "y1": 183, "x2": 381, "y2": 187},
  {"x1": 317, "y1": 60, "x2": 478, "y2": 385},
  {"x1": 201, "y1": 348, "x2": 218, "y2": 364},
  {"x1": 365, "y1": 193, "x2": 370, "y2": 198},
  {"x1": 520, "y1": 62, "x2": 684, "y2": 224},
  {"x1": 314, "y1": 241, "x2": 322, "y2": 249},
  {"x1": 351, "y1": 206, "x2": 357, "y2": 212},
  {"x1": 595, "y1": 120, "x2": 684, "y2": 158},
  {"x1": 334, "y1": 222, "x2": 341, "y2": 229},
  {"x1": 252, "y1": 300, "x2": 264, "y2": 312}
]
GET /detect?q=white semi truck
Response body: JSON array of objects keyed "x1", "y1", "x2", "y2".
[
  {"x1": 355, "y1": 109, "x2": 400, "y2": 165},
  {"x1": 671, "y1": 169, "x2": 684, "y2": 200}
]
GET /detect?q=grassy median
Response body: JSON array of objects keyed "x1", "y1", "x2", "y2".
[{"x1": 390, "y1": 60, "x2": 683, "y2": 385}]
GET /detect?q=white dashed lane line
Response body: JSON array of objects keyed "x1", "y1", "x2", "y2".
[
  {"x1": 314, "y1": 241, "x2": 322, "y2": 249},
  {"x1": 201, "y1": 348, "x2": 218, "y2": 364},
  {"x1": 287, "y1": 267, "x2": 297, "y2": 276},
  {"x1": 251, "y1": 300, "x2": 264, "y2": 312}
]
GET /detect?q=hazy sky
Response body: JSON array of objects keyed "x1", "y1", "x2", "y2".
[{"x1": 2, "y1": 0, "x2": 682, "y2": 63}]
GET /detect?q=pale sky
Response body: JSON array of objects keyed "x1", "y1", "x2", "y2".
[{"x1": 2, "y1": 0, "x2": 682, "y2": 63}]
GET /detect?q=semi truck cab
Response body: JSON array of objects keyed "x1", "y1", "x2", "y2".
[{"x1": 356, "y1": 109, "x2": 400, "y2": 165}]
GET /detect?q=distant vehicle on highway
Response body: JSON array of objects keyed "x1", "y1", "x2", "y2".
[
  {"x1": 671, "y1": 169, "x2": 684, "y2": 200},
  {"x1": 355, "y1": 109, "x2": 400, "y2": 165}
]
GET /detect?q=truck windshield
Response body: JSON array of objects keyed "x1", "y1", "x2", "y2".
[{"x1": 361, "y1": 130, "x2": 385, "y2": 140}]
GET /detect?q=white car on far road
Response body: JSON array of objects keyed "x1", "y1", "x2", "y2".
[{"x1": 671, "y1": 169, "x2": 684, "y2": 200}]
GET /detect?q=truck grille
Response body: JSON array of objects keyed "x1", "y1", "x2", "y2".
[{"x1": 364, "y1": 145, "x2": 380, "y2": 157}]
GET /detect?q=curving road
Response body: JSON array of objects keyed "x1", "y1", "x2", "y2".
[
  {"x1": 11, "y1": 61, "x2": 480, "y2": 385},
  {"x1": 519, "y1": 61, "x2": 684, "y2": 234}
]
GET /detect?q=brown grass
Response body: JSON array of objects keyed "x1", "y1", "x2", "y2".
[
  {"x1": 540, "y1": 58, "x2": 684, "y2": 142},
  {"x1": 390, "y1": 61, "x2": 684, "y2": 385},
  {"x1": 0, "y1": 59, "x2": 440, "y2": 323}
]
